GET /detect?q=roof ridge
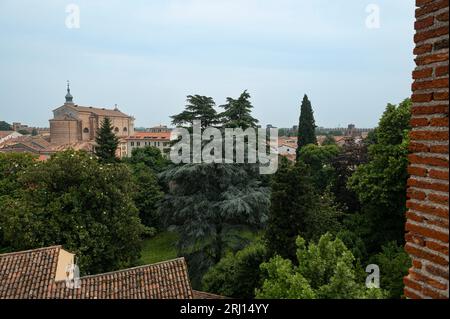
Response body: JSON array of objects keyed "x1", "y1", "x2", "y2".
[
  {"x1": 0, "y1": 245, "x2": 62, "y2": 257},
  {"x1": 79, "y1": 257, "x2": 187, "y2": 279}
]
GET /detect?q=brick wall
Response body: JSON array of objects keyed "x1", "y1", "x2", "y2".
[{"x1": 404, "y1": 0, "x2": 449, "y2": 299}]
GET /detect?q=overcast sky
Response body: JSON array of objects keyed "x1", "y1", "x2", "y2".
[{"x1": 0, "y1": 0, "x2": 415, "y2": 128}]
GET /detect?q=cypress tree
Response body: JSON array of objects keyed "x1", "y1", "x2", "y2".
[
  {"x1": 95, "y1": 117, "x2": 119, "y2": 163},
  {"x1": 296, "y1": 95, "x2": 317, "y2": 159}
]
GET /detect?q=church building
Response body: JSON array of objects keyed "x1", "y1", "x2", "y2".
[{"x1": 49, "y1": 82, "x2": 135, "y2": 146}]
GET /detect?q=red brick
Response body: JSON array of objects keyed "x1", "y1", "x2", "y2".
[
  {"x1": 428, "y1": 193, "x2": 449, "y2": 205},
  {"x1": 407, "y1": 200, "x2": 449, "y2": 218},
  {"x1": 425, "y1": 264, "x2": 449, "y2": 280},
  {"x1": 407, "y1": 189, "x2": 427, "y2": 200},
  {"x1": 433, "y1": 92, "x2": 449, "y2": 101},
  {"x1": 414, "y1": 27, "x2": 449, "y2": 43},
  {"x1": 410, "y1": 118, "x2": 429, "y2": 127},
  {"x1": 429, "y1": 144, "x2": 449, "y2": 154},
  {"x1": 406, "y1": 221, "x2": 449, "y2": 242},
  {"x1": 412, "y1": 259, "x2": 423, "y2": 269},
  {"x1": 408, "y1": 166, "x2": 428, "y2": 176},
  {"x1": 409, "y1": 131, "x2": 449, "y2": 142},
  {"x1": 413, "y1": 68, "x2": 433, "y2": 79},
  {"x1": 412, "y1": 78, "x2": 449, "y2": 91},
  {"x1": 411, "y1": 92, "x2": 433, "y2": 102},
  {"x1": 411, "y1": 105, "x2": 448, "y2": 115},
  {"x1": 436, "y1": 11, "x2": 449, "y2": 22},
  {"x1": 416, "y1": 0, "x2": 434, "y2": 7},
  {"x1": 422, "y1": 287, "x2": 448, "y2": 299},
  {"x1": 405, "y1": 243, "x2": 448, "y2": 266},
  {"x1": 404, "y1": 287, "x2": 423, "y2": 299},
  {"x1": 410, "y1": 269, "x2": 448, "y2": 290},
  {"x1": 407, "y1": 211, "x2": 425, "y2": 223},
  {"x1": 425, "y1": 217, "x2": 449, "y2": 229},
  {"x1": 428, "y1": 169, "x2": 449, "y2": 180},
  {"x1": 408, "y1": 177, "x2": 449, "y2": 192},
  {"x1": 416, "y1": 1, "x2": 450, "y2": 18},
  {"x1": 404, "y1": 276, "x2": 423, "y2": 292},
  {"x1": 406, "y1": 232, "x2": 426, "y2": 246},
  {"x1": 435, "y1": 65, "x2": 449, "y2": 77},
  {"x1": 408, "y1": 154, "x2": 449, "y2": 167},
  {"x1": 414, "y1": 44, "x2": 433, "y2": 55},
  {"x1": 415, "y1": 16, "x2": 434, "y2": 30},
  {"x1": 416, "y1": 53, "x2": 449, "y2": 65},
  {"x1": 426, "y1": 240, "x2": 449, "y2": 256},
  {"x1": 409, "y1": 142, "x2": 430, "y2": 152},
  {"x1": 430, "y1": 117, "x2": 449, "y2": 127}
]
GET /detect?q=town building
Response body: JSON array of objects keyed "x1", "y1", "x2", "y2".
[
  {"x1": 49, "y1": 82, "x2": 135, "y2": 146},
  {"x1": 0, "y1": 131, "x2": 22, "y2": 144},
  {"x1": 122, "y1": 131, "x2": 172, "y2": 158}
]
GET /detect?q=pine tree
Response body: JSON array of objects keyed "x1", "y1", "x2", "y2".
[
  {"x1": 171, "y1": 95, "x2": 218, "y2": 129},
  {"x1": 220, "y1": 90, "x2": 259, "y2": 129},
  {"x1": 296, "y1": 95, "x2": 317, "y2": 159},
  {"x1": 95, "y1": 117, "x2": 119, "y2": 163}
]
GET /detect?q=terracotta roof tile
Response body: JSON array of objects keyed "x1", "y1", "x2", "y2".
[{"x1": 0, "y1": 247, "x2": 194, "y2": 299}]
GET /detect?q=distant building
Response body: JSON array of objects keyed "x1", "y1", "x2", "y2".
[
  {"x1": 49, "y1": 82, "x2": 135, "y2": 146},
  {"x1": 147, "y1": 125, "x2": 172, "y2": 133},
  {"x1": 122, "y1": 131, "x2": 171, "y2": 158}
]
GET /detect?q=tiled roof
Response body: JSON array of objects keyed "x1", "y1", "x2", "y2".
[
  {"x1": 69, "y1": 105, "x2": 131, "y2": 118},
  {"x1": 126, "y1": 132, "x2": 171, "y2": 140},
  {"x1": 0, "y1": 246, "x2": 62, "y2": 299},
  {"x1": 193, "y1": 290, "x2": 229, "y2": 299},
  {"x1": 0, "y1": 246, "x2": 193, "y2": 299}
]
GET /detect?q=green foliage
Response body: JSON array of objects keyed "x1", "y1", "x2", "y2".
[
  {"x1": 296, "y1": 94, "x2": 317, "y2": 157},
  {"x1": 348, "y1": 99, "x2": 411, "y2": 252},
  {"x1": 369, "y1": 242, "x2": 411, "y2": 299},
  {"x1": 0, "y1": 121, "x2": 12, "y2": 131},
  {"x1": 265, "y1": 157, "x2": 342, "y2": 261},
  {"x1": 139, "y1": 231, "x2": 179, "y2": 265},
  {"x1": 159, "y1": 163, "x2": 269, "y2": 287},
  {"x1": 202, "y1": 241, "x2": 268, "y2": 298},
  {"x1": 18, "y1": 129, "x2": 30, "y2": 135},
  {"x1": 0, "y1": 150, "x2": 144, "y2": 274},
  {"x1": 126, "y1": 146, "x2": 169, "y2": 173},
  {"x1": 322, "y1": 135, "x2": 337, "y2": 146},
  {"x1": 95, "y1": 117, "x2": 119, "y2": 163},
  {"x1": 256, "y1": 234, "x2": 387, "y2": 299},
  {"x1": 130, "y1": 163, "x2": 164, "y2": 230},
  {"x1": 0, "y1": 152, "x2": 36, "y2": 197},
  {"x1": 298, "y1": 144, "x2": 340, "y2": 191},
  {"x1": 219, "y1": 90, "x2": 259, "y2": 129},
  {"x1": 171, "y1": 95, "x2": 218, "y2": 128}
]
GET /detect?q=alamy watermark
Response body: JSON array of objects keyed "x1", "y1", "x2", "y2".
[
  {"x1": 65, "y1": 4, "x2": 80, "y2": 29},
  {"x1": 170, "y1": 121, "x2": 279, "y2": 174},
  {"x1": 365, "y1": 264, "x2": 380, "y2": 289},
  {"x1": 365, "y1": 4, "x2": 381, "y2": 29}
]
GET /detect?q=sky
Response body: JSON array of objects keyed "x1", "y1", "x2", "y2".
[{"x1": 0, "y1": 0, "x2": 415, "y2": 129}]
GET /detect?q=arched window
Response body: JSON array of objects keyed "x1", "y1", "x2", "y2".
[
  {"x1": 83, "y1": 128, "x2": 89, "y2": 133},
  {"x1": 123, "y1": 127, "x2": 128, "y2": 132},
  {"x1": 114, "y1": 127, "x2": 119, "y2": 133}
]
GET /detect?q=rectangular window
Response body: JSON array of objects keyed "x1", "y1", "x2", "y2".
[
  {"x1": 137, "y1": 142, "x2": 141, "y2": 146},
  {"x1": 131, "y1": 142, "x2": 134, "y2": 146}
]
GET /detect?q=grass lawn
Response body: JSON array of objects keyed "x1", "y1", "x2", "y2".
[
  {"x1": 139, "y1": 231, "x2": 179, "y2": 265},
  {"x1": 139, "y1": 228, "x2": 262, "y2": 265}
]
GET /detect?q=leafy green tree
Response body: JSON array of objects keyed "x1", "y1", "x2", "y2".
[
  {"x1": 330, "y1": 140, "x2": 368, "y2": 214},
  {"x1": 298, "y1": 144, "x2": 340, "y2": 191},
  {"x1": 158, "y1": 163, "x2": 269, "y2": 287},
  {"x1": 369, "y1": 242, "x2": 411, "y2": 299},
  {"x1": 256, "y1": 233, "x2": 387, "y2": 299},
  {"x1": 0, "y1": 121, "x2": 12, "y2": 131},
  {"x1": 219, "y1": 90, "x2": 259, "y2": 129},
  {"x1": 18, "y1": 129, "x2": 30, "y2": 135},
  {"x1": 265, "y1": 157, "x2": 316, "y2": 261},
  {"x1": 202, "y1": 241, "x2": 268, "y2": 298},
  {"x1": 0, "y1": 150, "x2": 144, "y2": 274},
  {"x1": 126, "y1": 146, "x2": 169, "y2": 173},
  {"x1": 95, "y1": 117, "x2": 119, "y2": 163},
  {"x1": 171, "y1": 95, "x2": 218, "y2": 129},
  {"x1": 296, "y1": 94, "x2": 317, "y2": 158},
  {"x1": 322, "y1": 135, "x2": 337, "y2": 146},
  {"x1": 130, "y1": 162, "x2": 164, "y2": 231},
  {"x1": 348, "y1": 99, "x2": 411, "y2": 252}
]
